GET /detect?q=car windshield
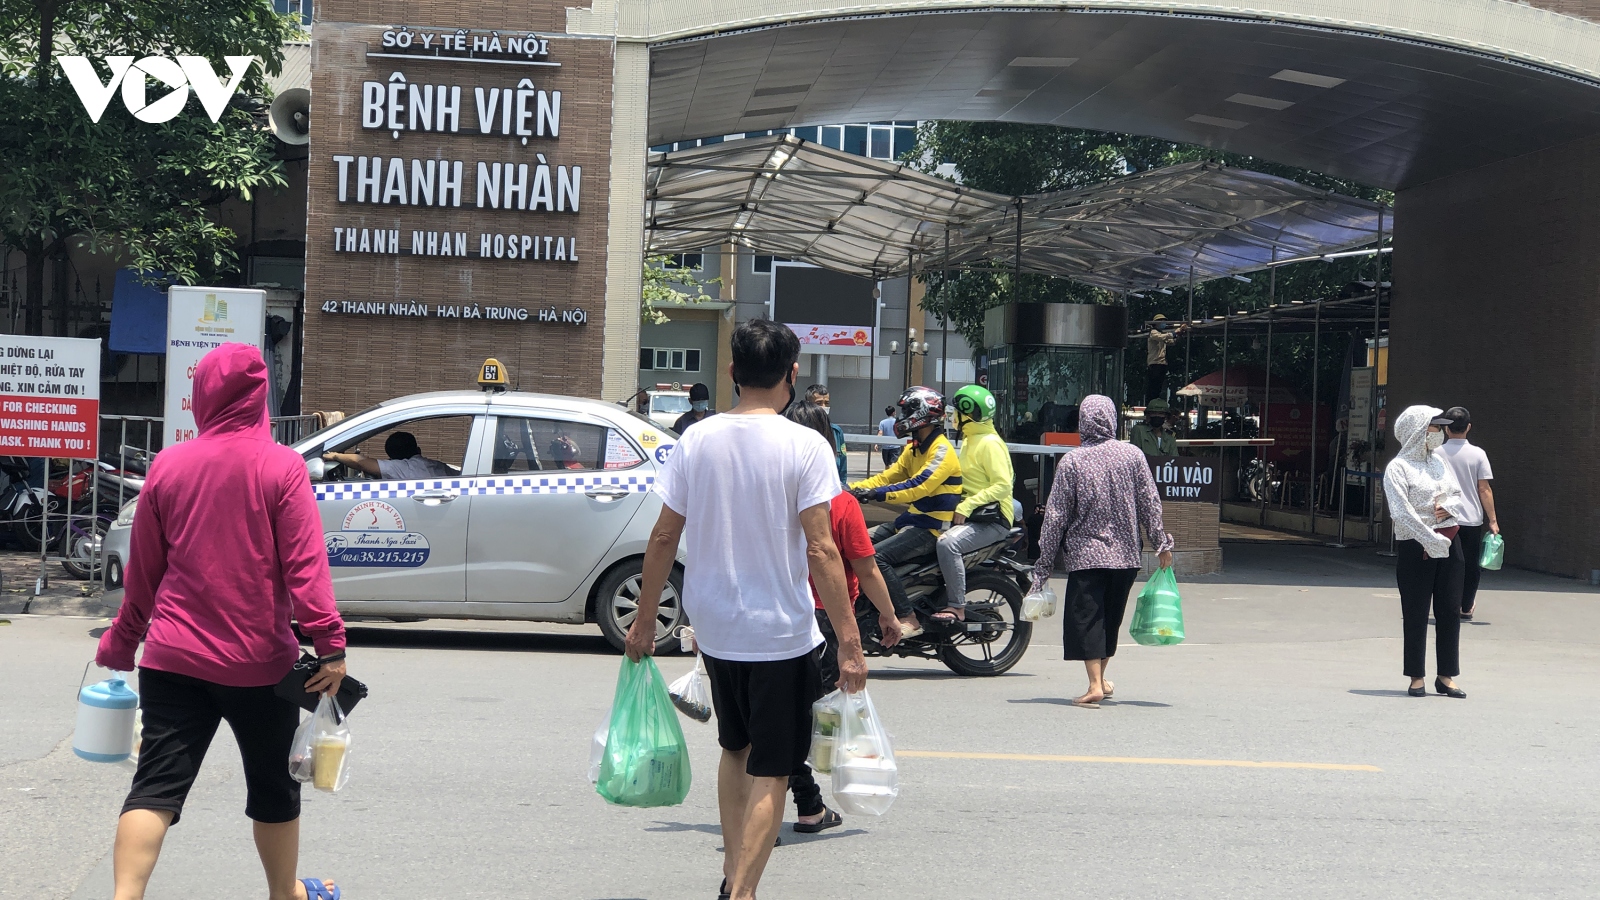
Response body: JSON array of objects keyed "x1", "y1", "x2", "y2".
[{"x1": 651, "y1": 395, "x2": 692, "y2": 414}]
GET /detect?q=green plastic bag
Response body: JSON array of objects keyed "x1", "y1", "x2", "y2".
[
  {"x1": 1130, "y1": 567, "x2": 1185, "y2": 646},
  {"x1": 596, "y1": 657, "x2": 691, "y2": 808},
  {"x1": 1480, "y1": 533, "x2": 1505, "y2": 571}
]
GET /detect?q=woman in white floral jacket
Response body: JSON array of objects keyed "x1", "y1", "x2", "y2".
[{"x1": 1383, "y1": 405, "x2": 1469, "y2": 698}]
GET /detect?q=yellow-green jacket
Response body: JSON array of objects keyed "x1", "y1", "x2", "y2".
[
  {"x1": 851, "y1": 433, "x2": 962, "y2": 531},
  {"x1": 956, "y1": 420, "x2": 1015, "y2": 525}
]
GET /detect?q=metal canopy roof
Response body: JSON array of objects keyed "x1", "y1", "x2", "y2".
[
  {"x1": 645, "y1": 135, "x2": 1388, "y2": 291},
  {"x1": 646, "y1": 9, "x2": 1600, "y2": 191},
  {"x1": 1155, "y1": 291, "x2": 1388, "y2": 337}
]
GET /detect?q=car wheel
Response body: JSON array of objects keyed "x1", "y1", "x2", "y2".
[{"x1": 595, "y1": 560, "x2": 685, "y2": 655}]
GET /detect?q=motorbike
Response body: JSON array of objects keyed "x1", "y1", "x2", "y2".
[
  {"x1": 1238, "y1": 455, "x2": 1282, "y2": 504},
  {"x1": 58, "y1": 450, "x2": 148, "y2": 580},
  {"x1": 0, "y1": 457, "x2": 66, "y2": 549},
  {"x1": 851, "y1": 504, "x2": 1034, "y2": 677}
]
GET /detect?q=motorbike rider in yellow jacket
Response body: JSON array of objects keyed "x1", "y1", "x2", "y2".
[{"x1": 850, "y1": 386, "x2": 961, "y2": 637}]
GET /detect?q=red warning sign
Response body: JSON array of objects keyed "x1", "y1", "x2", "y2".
[{"x1": 0, "y1": 336, "x2": 101, "y2": 459}]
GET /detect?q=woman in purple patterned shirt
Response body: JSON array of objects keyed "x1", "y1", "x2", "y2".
[{"x1": 1029, "y1": 395, "x2": 1175, "y2": 708}]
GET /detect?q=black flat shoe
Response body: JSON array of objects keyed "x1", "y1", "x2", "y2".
[
  {"x1": 1460, "y1": 609, "x2": 1474, "y2": 621},
  {"x1": 1408, "y1": 685, "x2": 1426, "y2": 697},
  {"x1": 1434, "y1": 678, "x2": 1466, "y2": 698}
]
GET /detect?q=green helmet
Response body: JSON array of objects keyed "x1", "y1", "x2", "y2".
[{"x1": 953, "y1": 384, "x2": 997, "y2": 422}]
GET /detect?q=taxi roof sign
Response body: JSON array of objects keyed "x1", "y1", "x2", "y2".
[{"x1": 479, "y1": 358, "x2": 509, "y2": 391}]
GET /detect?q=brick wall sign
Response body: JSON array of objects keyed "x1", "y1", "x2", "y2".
[
  {"x1": 1147, "y1": 455, "x2": 1221, "y2": 503},
  {"x1": 304, "y1": 2, "x2": 613, "y2": 413}
]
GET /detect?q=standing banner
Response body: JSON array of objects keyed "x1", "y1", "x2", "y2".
[
  {"x1": 164, "y1": 286, "x2": 266, "y2": 444},
  {"x1": 0, "y1": 335, "x2": 101, "y2": 459}
]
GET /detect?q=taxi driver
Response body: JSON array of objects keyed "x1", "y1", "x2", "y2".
[{"x1": 323, "y1": 431, "x2": 454, "y2": 480}]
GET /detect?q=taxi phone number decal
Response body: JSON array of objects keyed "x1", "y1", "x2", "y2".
[{"x1": 325, "y1": 531, "x2": 432, "y2": 567}]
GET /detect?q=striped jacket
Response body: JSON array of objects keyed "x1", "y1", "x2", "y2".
[{"x1": 851, "y1": 432, "x2": 963, "y2": 531}]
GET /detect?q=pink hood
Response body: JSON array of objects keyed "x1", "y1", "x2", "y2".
[{"x1": 97, "y1": 343, "x2": 344, "y2": 686}]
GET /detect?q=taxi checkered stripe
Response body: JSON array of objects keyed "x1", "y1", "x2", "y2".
[{"x1": 312, "y1": 474, "x2": 655, "y2": 502}]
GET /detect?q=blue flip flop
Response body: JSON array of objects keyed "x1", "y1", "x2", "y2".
[{"x1": 301, "y1": 878, "x2": 341, "y2": 900}]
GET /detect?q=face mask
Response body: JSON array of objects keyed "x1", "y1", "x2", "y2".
[
  {"x1": 691, "y1": 400, "x2": 708, "y2": 412},
  {"x1": 780, "y1": 375, "x2": 796, "y2": 415},
  {"x1": 1425, "y1": 430, "x2": 1445, "y2": 451}
]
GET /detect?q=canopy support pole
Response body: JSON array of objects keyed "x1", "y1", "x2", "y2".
[
  {"x1": 1309, "y1": 300, "x2": 1322, "y2": 534},
  {"x1": 941, "y1": 225, "x2": 950, "y2": 399},
  {"x1": 1262, "y1": 245, "x2": 1276, "y2": 525},
  {"x1": 1012, "y1": 198, "x2": 1023, "y2": 306},
  {"x1": 1370, "y1": 208, "x2": 1386, "y2": 535},
  {"x1": 1185, "y1": 266, "x2": 1195, "y2": 424}
]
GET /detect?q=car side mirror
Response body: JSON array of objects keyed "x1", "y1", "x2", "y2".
[{"x1": 306, "y1": 457, "x2": 327, "y2": 482}]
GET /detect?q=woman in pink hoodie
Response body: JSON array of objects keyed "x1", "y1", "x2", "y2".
[{"x1": 97, "y1": 343, "x2": 347, "y2": 900}]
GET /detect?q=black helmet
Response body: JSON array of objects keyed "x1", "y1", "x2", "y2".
[{"x1": 893, "y1": 386, "x2": 946, "y2": 439}]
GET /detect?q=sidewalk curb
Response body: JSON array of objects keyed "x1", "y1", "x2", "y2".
[{"x1": 0, "y1": 595, "x2": 117, "y2": 618}]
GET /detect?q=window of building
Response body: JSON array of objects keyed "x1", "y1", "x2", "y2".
[
  {"x1": 844, "y1": 125, "x2": 868, "y2": 157},
  {"x1": 664, "y1": 253, "x2": 703, "y2": 270},
  {"x1": 869, "y1": 123, "x2": 893, "y2": 159},
  {"x1": 820, "y1": 125, "x2": 844, "y2": 150},
  {"x1": 639, "y1": 348, "x2": 701, "y2": 373},
  {"x1": 791, "y1": 126, "x2": 819, "y2": 142},
  {"x1": 752, "y1": 255, "x2": 790, "y2": 273}
]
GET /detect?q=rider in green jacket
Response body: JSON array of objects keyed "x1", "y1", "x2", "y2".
[{"x1": 933, "y1": 385, "x2": 1015, "y2": 622}]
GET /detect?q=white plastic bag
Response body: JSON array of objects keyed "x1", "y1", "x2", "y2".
[
  {"x1": 666, "y1": 657, "x2": 713, "y2": 723},
  {"x1": 1021, "y1": 585, "x2": 1058, "y2": 622},
  {"x1": 830, "y1": 689, "x2": 898, "y2": 816},
  {"x1": 587, "y1": 710, "x2": 610, "y2": 786},
  {"x1": 287, "y1": 694, "x2": 351, "y2": 793},
  {"x1": 807, "y1": 690, "x2": 844, "y2": 774}
]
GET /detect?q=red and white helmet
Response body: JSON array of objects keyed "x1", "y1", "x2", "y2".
[{"x1": 893, "y1": 386, "x2": 947, "y2": 438}]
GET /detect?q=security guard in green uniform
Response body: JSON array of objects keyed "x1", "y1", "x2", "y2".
[{"x1": 1129, "y1": 398, "x2": 1177, "y2": 456}]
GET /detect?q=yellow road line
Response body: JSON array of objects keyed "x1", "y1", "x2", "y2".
[{"x1": 897, "y1": 750, "x2": 1380, "y2": 772}]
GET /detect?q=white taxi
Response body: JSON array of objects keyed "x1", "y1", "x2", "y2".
[{"x1": 106, "y1": 388, "x2": 686, "y2": 654}]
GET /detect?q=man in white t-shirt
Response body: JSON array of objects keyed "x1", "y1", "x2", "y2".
[
  {"x1": 1440, "y1": 407, "x2": 1499, "y2": 620},
  {"x1": 626, "y1": 319, "x2": 866, "y2": 900},
  {"x1": 322, "y1": 431, "x2": 454, "y2": 480}
]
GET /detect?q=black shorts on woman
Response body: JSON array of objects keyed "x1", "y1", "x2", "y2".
[
  {"x1": 123, "y1": 667, "x2": 302, "y2": 826},
  {"x1": 1062, "y1": 568, "x2": 1141, "y2": 661}
]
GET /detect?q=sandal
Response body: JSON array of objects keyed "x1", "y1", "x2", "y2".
[
  {"x1": 794, "y1": 807, "x2": 843, "y2": 834},
  {"x1": 930, "y1": 609, "x2": 966, "y2": 623},
  {"x1": 301, "y1": 879, "x2": 341, "y2": 900},
  {"x1": 1102, "y1": 680, "x2": 1114, "y2": 698}
]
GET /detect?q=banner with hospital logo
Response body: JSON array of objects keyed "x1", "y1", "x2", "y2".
[
  {"x1": 163, "y1": 286, "x2": 266, "y2": 444},
  {"x1": 0, "y1": 335, "x2": 101, "y2": 459}
]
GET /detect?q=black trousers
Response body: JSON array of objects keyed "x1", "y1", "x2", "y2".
[
  {"x1": 1063, "y1": 568, "x2": 1141, "y2": 661},
  {"x1": 1457, "y1": 524, "x2": 1485, "y2": 613},
  {"x1": 880, "y1": 448, "x2": 897, "y2": 467},
  {"x1": 1145, "y1": 364, "x2": 1168, "y2": 402},
  {"x1": 869, "y1": 524, "x2": 936, "y2": 616},
  {"x1": 789, "y1": 621, "x2": 834, "y2": 817},
  {"x1": 125, "y1": 667, "x2": 302, "y2": 825},
  {"x1": 1397, "y1": 537, "x2": 1464, "y2": 679}
]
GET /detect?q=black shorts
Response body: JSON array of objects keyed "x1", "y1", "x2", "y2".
[
  {"x1": 124, "y1": 667, "x2": 302, "y2": 825},
  {"x1": 702, "y1": 649, "x2": 821, "y2": 778}
]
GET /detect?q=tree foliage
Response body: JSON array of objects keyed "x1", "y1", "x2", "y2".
[
  {"x1": 0, "y1": 0, "x2": 296, "y2": 333},
  {"x1": 641, "y1": 256, "x2": 721, "y2": 325},
  {"x1": 908, "y1": 121, "x2": 1391, "y2": 404}
]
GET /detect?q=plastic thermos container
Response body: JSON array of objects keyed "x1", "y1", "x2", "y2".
[{"x1": 74, "y1": 673, "x2": 139, "y2": 763}]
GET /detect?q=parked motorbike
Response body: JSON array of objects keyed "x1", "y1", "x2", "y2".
[
  {"x1": 1238, "y1": 455, "x2": 1282, "y2": 504},
  {"x1": 851, "y1": 507, "x2": 1034, "y2": 676},
  {"x1": 59, "y1": 452, "x2": 147, "y2": 580},
  {"x1": 0, "y1": 457, "x2": 65, "y2": 549}
]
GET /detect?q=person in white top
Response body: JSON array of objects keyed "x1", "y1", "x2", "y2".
[
  {"x1": 322, "y1": 431, "x2": 454, "y2": 480},
  {"x1": 1383, "y1": 405, "x2": 1468, "y2": 699},
  {"x1": 1439, "y1": 407, "x2": 1499, "y2": 620},
  {"x1": 626, "y1": 319, "x2": 866, "y2": 900}
]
